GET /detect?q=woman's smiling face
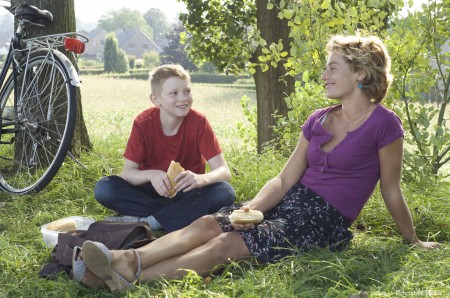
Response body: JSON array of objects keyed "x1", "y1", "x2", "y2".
[{"x1": 321, "y1": 52, "x2": 359, "y2": 100}]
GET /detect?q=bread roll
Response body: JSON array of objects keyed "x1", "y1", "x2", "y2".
[
  {"x1": 167, "y1": 161, "x2": 185, "y2": 198},
  {"x1": 46, "y1": 218, "x2": 77, "y2": 232},
  {"x1": 229, "y1": 209, "x2": 264, "y2": 224}
]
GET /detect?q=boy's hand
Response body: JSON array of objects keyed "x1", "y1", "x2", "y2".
[
  {"x1": 173, "y1": 170, "x2": 202, "y2": 193},
  {"x1": 149, "y1": 170, "x2": 173, "y2": 197}
]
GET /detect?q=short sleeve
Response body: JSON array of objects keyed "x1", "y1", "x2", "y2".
[
  {"x1": 197, "y1": 118, "x2": 222, "y2": 161},
  {"x1": 301, "y1": 108, "x2": 330, "y2": 141},
  {"x1": 376, "y1": 111, "x2": 404, "y2": 150},
  {"x1": 124, "y1": 121, "x2": 146, "y2": 164}
]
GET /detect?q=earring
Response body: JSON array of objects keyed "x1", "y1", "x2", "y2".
[{"x1": 357, "y1": 83, "x2": 363, "y2": 89}]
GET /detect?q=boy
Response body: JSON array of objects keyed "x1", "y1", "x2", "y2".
[{"x1": 94, "y1": 64, "x2": 236, "y2": 232}]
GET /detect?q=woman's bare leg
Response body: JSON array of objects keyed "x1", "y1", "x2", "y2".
[
  {"x1": 139, "y1": 231, "x2": 251, "y2": 282},
  {"x1": 109, "y1": 215, "x2": 224, "y2": 281}
]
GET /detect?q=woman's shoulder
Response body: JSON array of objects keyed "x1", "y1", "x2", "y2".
[
  {"x1": 310, "y1": 105, "x2": 336, "y2": 119},
  {"x1": 372, "y1": 104, "x2": 401, "y2": 122}
]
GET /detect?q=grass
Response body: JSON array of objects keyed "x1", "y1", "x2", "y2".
[{"x1": 0, "y1": 76, "x2": 449, "y2": 297}]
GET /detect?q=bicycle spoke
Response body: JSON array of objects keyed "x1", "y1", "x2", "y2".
[{"x1": 0, "y1": 51, "x2": 76, "y2": 193}]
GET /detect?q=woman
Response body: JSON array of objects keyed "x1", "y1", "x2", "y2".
[{"x1": 77, "y1": 35, "x2": 439, "y2": 292}]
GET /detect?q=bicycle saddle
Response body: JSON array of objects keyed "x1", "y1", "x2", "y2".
[{"x1": 14, "y1": 4, "x2": 53, "y2": 26}]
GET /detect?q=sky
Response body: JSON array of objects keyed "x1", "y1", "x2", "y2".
[
  {"x1": 74, "y1": 0, "x2": 186, "y2": 24},
  {"x1": 0, "y1": 0, "x2": 187, "y2": 30}
]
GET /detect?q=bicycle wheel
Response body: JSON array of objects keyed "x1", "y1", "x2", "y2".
[{"x1": 0, "y1": 50, "x2": 76, "y2": 194}]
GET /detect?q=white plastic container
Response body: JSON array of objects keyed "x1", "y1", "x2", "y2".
[{"x1": 41, "y1": 216, "x2": 95, "y2": 248}]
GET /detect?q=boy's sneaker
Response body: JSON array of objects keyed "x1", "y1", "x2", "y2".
[{"x1": 105, "y1": 215, "x2": 142, "y2": 223}]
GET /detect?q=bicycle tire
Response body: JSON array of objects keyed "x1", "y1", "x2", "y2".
[{"x1": 0, "y1": 50, "x2": 77, "y2": 194}]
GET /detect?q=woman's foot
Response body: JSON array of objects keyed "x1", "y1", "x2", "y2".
[
  {"x1": 72, "y1": 246, "x2": 106, "y2": 289},
  {"x1": 82, "y1": 241, "x2": 141, "y2": 292}
]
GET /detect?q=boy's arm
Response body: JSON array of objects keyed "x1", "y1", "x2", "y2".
[
  {"x1": 121, "y1": 159, "x2": 171, "y2": 195},
  {"x1": 203, "y1": 153, "x2": 232, "y2": 183}
]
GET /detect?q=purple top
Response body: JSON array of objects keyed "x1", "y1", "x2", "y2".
[{"x1": 300, "y1": 104, "x2": 404, "y2": 221}]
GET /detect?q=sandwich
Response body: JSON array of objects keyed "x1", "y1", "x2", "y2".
[{"x1": 167, "y1": 160, "x2": 185, "y2": 198}]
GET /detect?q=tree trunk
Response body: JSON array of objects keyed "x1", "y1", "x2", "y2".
[
  {"x1": 253, "y1": 0, "x2": 294, "y2": 153},
  {"x1": 11, "y1": 0, "x2": 92, "y2": 155}
]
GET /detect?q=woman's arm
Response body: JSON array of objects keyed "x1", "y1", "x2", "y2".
[
  {"x1": 379, "y1": 138, "x2": 439, "y2": 249},
  {"x1": 247, "y1": 133, "x2": 309, "y2": 213}
]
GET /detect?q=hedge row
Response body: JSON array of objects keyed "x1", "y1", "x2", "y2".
[{"x1": 79, "y1": 69, "x2": 252, "y2": 84}]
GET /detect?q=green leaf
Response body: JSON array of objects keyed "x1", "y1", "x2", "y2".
[
  {"x1": 321, "y1": 0, "x2": 331, "y2": 10},
  {"x1": 348, "y1": 7, "x2": 358, "y2": 18},
  {"x1": 267, "y1": 2, "x2": 274, "y2": 10},
  {"x1": 283, "y1": 9, "x2": 294, "y2": 19},
  {"x1": 261, "y1": 63, "x2": 269, "y2": 72}
]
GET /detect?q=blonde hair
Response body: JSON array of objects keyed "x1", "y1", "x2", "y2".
[
  {"x1": 326, "y1": 35, "x2": 393, "y2": 103},
  {"x1": 149, "y1": 64, "x2": 191, "y2": 96}
]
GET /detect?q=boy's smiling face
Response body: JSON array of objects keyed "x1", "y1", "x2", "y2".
[{"x1": 151, "y1": 77, "x2": 193, "y2": 118}]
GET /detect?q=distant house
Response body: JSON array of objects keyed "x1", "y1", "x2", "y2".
[
  {"x1": 115, "y1": 29, "x2": 161, "y2": 58},
  {"x1": 84, "y1": 28, "x2": 107, "y2": 60},
  {"x1": 83, "y1": 28, "x2": 160, "y2": 61}
]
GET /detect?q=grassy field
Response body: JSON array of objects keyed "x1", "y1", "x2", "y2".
[{"x1": 0, "y1": 76, "x2": 449, "y2": 297}]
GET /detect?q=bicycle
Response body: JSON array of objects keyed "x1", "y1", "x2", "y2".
[{"x1": 0, "y1": 3, "x2": 88, "y2": 194}]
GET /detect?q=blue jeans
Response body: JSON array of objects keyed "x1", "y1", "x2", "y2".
[{"x1": 94, "y1": 175, "x2": 236, "y2": 232}]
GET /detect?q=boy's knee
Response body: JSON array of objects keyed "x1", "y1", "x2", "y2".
[
  {"x1": 94, "y1": 175, "x2": 119, "y2": 203},
  {"x1": 216, "y1": 181, "x2": 236, "y2": 204}
]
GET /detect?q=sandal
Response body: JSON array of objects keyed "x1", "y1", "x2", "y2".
[
  {"x1": 82, "y1": 240, "x2": 141, "y2": 292},
  {"x1": 72, "y1": 246, "x2": 86, "y2": 282}
]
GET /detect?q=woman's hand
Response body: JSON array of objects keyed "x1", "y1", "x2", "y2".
[
  {"x1": 413, "y1": 240, "x2": 441, "y2": 249},
  {"x1": 230, "y1": 206, "x2": 256, "y2": 230}
]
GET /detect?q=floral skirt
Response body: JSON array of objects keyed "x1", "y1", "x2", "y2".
[{"x1": 213, "y1": 183, "x2": 353, "y2": 263}]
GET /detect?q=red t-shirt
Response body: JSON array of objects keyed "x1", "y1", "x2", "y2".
[{"x1": 124, "y1": 107, "x2": 222, "y2": 174}]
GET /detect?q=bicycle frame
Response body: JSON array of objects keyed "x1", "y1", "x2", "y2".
[
  {"x1": 0, "y1": 3, "x2": 89, "y2": 193},
  {"x1": 0, "y1": 18, "x2": 88, "y2": 136}
]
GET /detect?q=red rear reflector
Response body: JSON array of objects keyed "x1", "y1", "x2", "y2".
[{"x1": 64, "y1": 38, "x2": 85, "y2": 54}]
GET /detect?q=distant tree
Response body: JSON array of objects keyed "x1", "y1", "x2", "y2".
[
  {"x1": 103, "y1": 32, "x2": 128, "y2": 73},
  {"x1": 160, "y1": 25, "x2": 197, "y2": 71},
  {"x1": 11, "y1": 0, "x2": 91, "y2": 154},
  {"x1": 142, "y1": 51, "x2": 160, "y2": 69},
  {"x1": 144, "y1": 8, "x2": 169, "y2": 45},
  {"x1": 199, "y1": 62, "x2": 218, "y2": 73},
  {"x1": 98, "y1": 8, "x2": 153, "y2": 39},
  {"x1": 103, "y1": 33, "x2": 119, "y2": 73},
  {"x1": 116, "y1": 50, "x2": 129, "y2": 73},
  {"x1": 128, "y1": 55, "x2": 136, "y2": 69}
]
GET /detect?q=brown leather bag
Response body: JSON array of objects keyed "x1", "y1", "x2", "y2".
[{"x1": 39, "y1": 221, "x2": 155, "y2": 279}]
